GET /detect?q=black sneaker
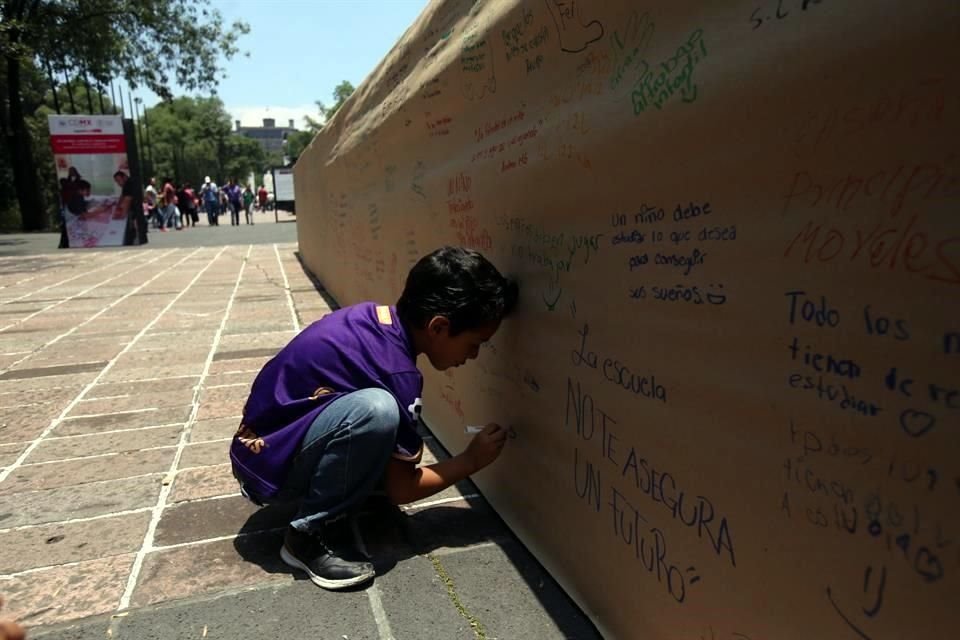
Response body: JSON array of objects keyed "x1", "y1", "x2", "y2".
[
  {"x1": 280, "y1": 523, "x2": 375, "y2": 590},
  {"x1": 321, "y1": 513, "x2": 371, "y2": 559}
]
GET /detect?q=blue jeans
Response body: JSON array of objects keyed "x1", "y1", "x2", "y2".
[
  {"x1": 277, "y1": 388, "x2": 399, "y2": 533},
  {"x1": 160, "y1": 203, "x2": 179, "y2": 229},
  {"x1": 204, "y1": 201, "x2": 218, "y2": 225}
]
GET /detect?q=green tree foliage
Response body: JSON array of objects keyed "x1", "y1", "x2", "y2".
[
  {"x1": 142, "y1": 96, "x2": 265, "y2": 186},
  {"x1": 1, "y1": 0, "x2": 248, "y2": 230},
  {"x1": 0, "y1": 57, "x2": 49, "y2": 229},
  {"x1": 286, "y1": 80, "x2": 355, "y2": 164},
  {"x1": 303, "y1": 80, "x2": 356, "y2": 132},
  {"x1": 224, "y1": 135, "x2": 267, "y2": 183},
  {"x1": 0, "y1": 59, "x2": 99, "y2": 230},
  {"x1": 284, "y1": 129, "x2": 314, "y2": 166}
]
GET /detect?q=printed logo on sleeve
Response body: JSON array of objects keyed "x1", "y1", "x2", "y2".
[
  {"x1": 236, "y1": 425, "x2": 267, "y2": 454},
  {"x1": 407, "y1": 397, "x2": 423, "y2": 424},
  {"x1": 309, "y1": 386, "x2": 335, "y2": 400}
]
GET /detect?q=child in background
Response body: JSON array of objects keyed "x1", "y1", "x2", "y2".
[{"x1": 230, "y1": 247, "x2": 519, "y2": 590}]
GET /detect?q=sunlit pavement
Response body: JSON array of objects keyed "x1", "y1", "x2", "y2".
[{"x1": 0, "y1": 230, "x2": 599, "y2": 638}]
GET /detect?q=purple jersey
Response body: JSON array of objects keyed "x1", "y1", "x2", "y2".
[
  {"x1": 230, "y1": 302, "x2": 424, "y2": 498},
  {"x1": 224, "y1": 183, "x2": 242, "y2": 205}
]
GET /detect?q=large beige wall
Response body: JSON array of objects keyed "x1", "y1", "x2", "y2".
[{"x1": 294, "y1": 1, "x2": 959, "y2": 637}]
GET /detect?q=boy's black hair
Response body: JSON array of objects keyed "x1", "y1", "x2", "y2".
[{"x1": 397, "y1": 246, "x2": 518, "y2": 335}]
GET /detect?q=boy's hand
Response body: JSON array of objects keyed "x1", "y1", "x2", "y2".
[
  {"x1": 465, "y1": 423, "x2": 508, "y2": 472},
  {"x1": 0, "y1": 598, "x2": 25, "y2": 640}
]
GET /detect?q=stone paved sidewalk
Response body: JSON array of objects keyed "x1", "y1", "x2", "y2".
[{"x1": 0, "y1": 243, "x2": 600, "y2": 639}]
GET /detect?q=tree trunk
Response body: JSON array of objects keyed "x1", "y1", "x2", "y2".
[
  {"x1": 5, "y1": 54, "x2": 47, "y2": 231},
  {"x1": 216, "y1": 137, "x2": 225, "y2": 184}
]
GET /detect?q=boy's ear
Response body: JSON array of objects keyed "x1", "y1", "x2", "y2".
[{"x1": 427, "y1": 316, "x2": 450, "y2": 335}]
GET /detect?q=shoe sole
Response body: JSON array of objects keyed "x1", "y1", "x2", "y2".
[{"x1": 280, "y1": 546, "x2": 375, "y2": 590}]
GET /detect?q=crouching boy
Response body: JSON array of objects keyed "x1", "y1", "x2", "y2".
[{"x1": 230, "y1": 247, "x2": 519, "y2": 590}]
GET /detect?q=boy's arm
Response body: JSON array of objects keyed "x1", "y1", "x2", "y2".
[{"x1": 384, "y1": 423, "x2": 507, "y2": 505}]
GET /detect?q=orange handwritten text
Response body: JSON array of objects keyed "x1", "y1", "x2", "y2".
[
  {"x1": 474, "y1": 110, "x2": 526, "y2": 142},
  {"x1": 425, "y1": 112, "x2": 453, "y2": 137},
  {"x1": 440, "y1": 385, "x2": 465, "y2": 421},
  {"x1": 472, "y1": 126, "x2": 539, "y2": 162}
]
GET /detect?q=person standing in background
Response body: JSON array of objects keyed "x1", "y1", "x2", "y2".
[
  {"x1": 219, "y1": 187, "x2": 229, "y2": 220},
  {"x1": 186, "y1": 182, "x2": 200, "y2": 227},
  {"x1": 201, "y1": 177, "x2": 219, "y2": 226},
  {"x1": 160, "y1": 177, "x2": 181, "y2": 231},
  {"x1": 225, "y1": 178, "x2": 243, "y2": 226},
  {"x1": 115, "y1": 170, "x2": 146, "y2": 245},
  {"x1": 243, "y1": 185, "x2": 255, "y2": 225},
  {"x1": 178, "y1": 181, "x2": 199, "y2": 228},
  {"x1": 62, "y1": 166, "x2": 87, "y2": 216},
  {"x1": 257, "y1": 184, "x2": 269, "y2": 212},
  {"x1": 144, "y1": 177, "x2": 159, "y2": 228}
]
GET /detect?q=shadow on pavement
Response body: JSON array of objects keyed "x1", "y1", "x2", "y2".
[
  {"x1": 231, "y1": 493, "x2": 600, "y2": 637},
  {"x1": 293, "y1": 251, "x2": 340, "y2": 310},
  {"x1": 231, "y1": 497, "x2": 504, "y2": 580}
]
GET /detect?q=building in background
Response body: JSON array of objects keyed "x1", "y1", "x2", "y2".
[{"x1": 234, "y1": 118, "x2": 296, "y2": 158}]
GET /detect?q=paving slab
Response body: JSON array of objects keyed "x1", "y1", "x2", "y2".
[
  {"x1": 0, "y1": 403, "x2": 64, "y2": 443},
  {"x1": 375, "y1": 554, "x2": 475, "y2": 639},
  {"x1": 131, "y1": 532, "x2": 291, "y2": 608},
  {"x1": 195, "y1": 397, "x2": 245, "y2": 421},
  {"x1": 156, "y1": 496, "x2": 258, "y2": 547},
  {"x1": 0, "y1": 511, "x2": 151, "y2": 574},
  {"x1": 200, "y1": 370, "x2": 257, "y2": 388},
  {"x1": 154, "y1": 497, "x2": 295, "y2": 548},
  {"x1": 178, "y1": 440, "x2": 230, "y2": 469},
  {"x1": 43, "y1": 581, "x2": 381, "y2": 640},
  {"x1": 28, "y1": 425, "x2": 182, "y2": 462},
  {"x1": 168, "y1": 463, "x2": 237, "y2": 503},
  {"x1": 74, "y1": 388, "x2": 196, "y2": 414},
  {"x1": 53, "y1": 406, "x2": 191, "y2": 436},
  {"x1": 189, "y1": 417, "x2": 240, "y2": 443},
  {"x1": 115, "y1": 351, "x2": 208, "y2": 368},
  {"x1": 207, "y1": 356, "x2": 271, "y2": 375},
  {"x1": 402, "y1": 500, "x2": 515, "y2": 556},
  {"x1": 1, "y1": 553, "x2": 135, "y2": 626},
  {"x1": 5, "y1": 353, "x2": 102, "y2": 376},
  {"x1": 0, "y1": 447, "x2": 175, "y2": 494},
  {"x1": 0, "y1": 475, "x2": 162, "y2": 528},
  {"x1": 14, "y1": 350, "x2": 120, "y2": 369},
  {"x1": 130, "y1": 335, "x2": 216, "y2": 352},
  {"x1": 0, "y1": 386, "x2": 86, "y2": 408},
  {"x1": 24, "y1": 613, "x2": 113, "y2": 640},
  {"x1": 0, "y1": 374, "x2": 93, "y2": 394},
  {"x1": 216, "y1": 330, "x2": 294, "y2": 351},
  {"x1": 438, "y1": 542, "x2": 602, "y2": 640},
  {"x1": 196, "y1": 385, "x2": 249, "y2": 407},
  {"x1": 100, "y1": 363, "x2": 207, "y2": 382},
  {"x1": 86, "y1": 378, "x2": 200, "y2": 400},
  {"x1": 0, "y1": 442, "x2": 27, "y2": 467}
]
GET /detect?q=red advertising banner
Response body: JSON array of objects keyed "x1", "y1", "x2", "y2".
[
  {"x1": 48, "y1": 115, "x2": 133, "y2": 248},
  {"x1": 50, "y1": 134, "x2": 127, "y2": 154}
]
